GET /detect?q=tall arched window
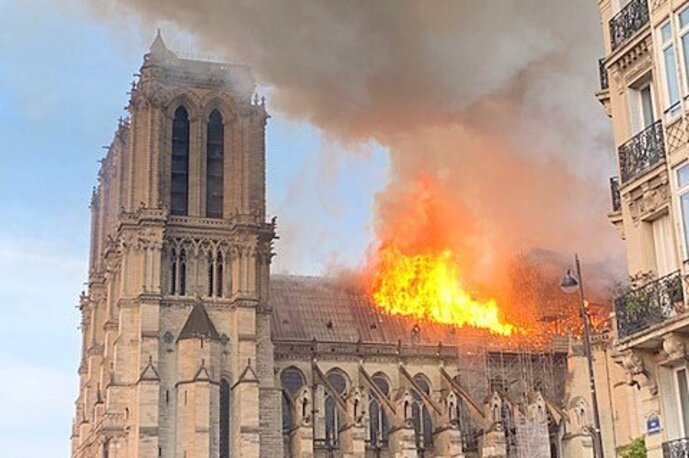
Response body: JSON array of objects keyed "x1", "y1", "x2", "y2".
[
  {"x1": 219, "y1": 379, "x2": 230, "y2": 458},
  {"x1": 452, "y1": 375, "x2": 478, "y2": 453},
  {"x1": 206, "y1": 110, "x2": 224, "y2": 218},
  {"x1": 179, "y1": 249, "x2": 187, "y2": 296},
  {"x1": 368, "y1": 373, "x2": 390, "y2": 449},
  {"x1": 207, "y1": 252, "x2": 214, "y2": 297},
  {"x1": 412, "y1": 374, "x2": 433, "y2": 452},
  {"x1": 216, "y1": 252, "x2": 224, "y2": 297},
  {"x1": 281, "y1": 367, "x2": 306, "y2": 434},
  {"x1": 170, "y1": 248, "x2": 177, "y2": 295},
  {"x1": 325, "y1": 369, "x2": 348, "y2": 448},
  {"x1": 171, "y1": 106, "x2": 190, "y2": 215}
]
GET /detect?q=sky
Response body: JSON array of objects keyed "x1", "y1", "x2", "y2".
[{"x1": 0, "y1": 0, "x2": 388, "y2": 455}]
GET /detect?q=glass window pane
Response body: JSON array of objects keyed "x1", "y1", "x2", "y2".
[
  {"x1": 664, "y1": 46, "x2": 681, "y2": 109},
  {"x1": 683, "y1": 35, "x2": 689, "y2": 89},
  {"x1": 678, "y1": 165, "x2": 689, "y2": 188},
  {"x1": 677, "y1": 369, "x2": 689, "y2": 436},
  {"x1": 681, "y1": 9, "x2": 689, "y2": 29},
  {"x1": 641, "y1": 86, "x2": 654, "y2": 127},
  {"x1": 662, "y1": 23, "x2": 673, "y2": 43},
  {"x1": 681, "y1": 194, "x2": 689, "y2": 256}
]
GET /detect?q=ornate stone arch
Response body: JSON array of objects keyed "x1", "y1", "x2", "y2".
[
  {"x1": 164, "y1": 90, "x2": 201, "y2": 121},
  {"x1": 199, "y1": 93, "x2": 236, "y2": 123}
]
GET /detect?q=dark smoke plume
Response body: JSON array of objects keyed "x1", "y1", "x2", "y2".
[{"x1": 94, "y1": 0, "x2": 624, "y2": 298}]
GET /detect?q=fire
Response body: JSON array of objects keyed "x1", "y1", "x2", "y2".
[{"x1": 369, "y1": 244, "x2": 516, "y2": 336}]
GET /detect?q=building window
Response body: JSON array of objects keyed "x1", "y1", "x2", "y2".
[
  {"x1": 659, "y1": 22, "x2": 682, "y2": 118},
  {"x1": 171, "y1": 106, "x2": 190, "y2": 215},
  {"x1": 325, "y1": 369, "x2": 348, "y2": 448},
  {"x1": 170, "y1": 249, "x2": 177, "y2": 295},
  {"x1": 179, "y1": 249, "x2": 187, "y2": 296},
  {"x1": 368, "y1": 373, "x2": 390, "y2": 449},
  {"x1": 207, "y1": 252, "x2": 214, "y2": 297},
  {"x1": 412, "y1": 374, "x2": 433, "y2": 451},
  {"x1": 219, "y1": 379, "x2": 230, "y2": 458},
  {"x1": 650, "y1": 213, "x2": 677, "y2": 276},
  {"x1": 679, "y1": 7, "x2": 689, "y2": 94},
  {"x1": 628, "y1": 78, "x2": 655, "y2": 134},
  {"x1": 677, "y1": 164, "x2": 689, "y2": 261},
  {"x1": 206, "y1": 110, "x2": 224, "y2": 218},
  {"x1": 281, "y1": 367, "x2": 306, "y2": 433},
  {"x1": 216, "y1": 252, "x2": 224, "y2": 297}
]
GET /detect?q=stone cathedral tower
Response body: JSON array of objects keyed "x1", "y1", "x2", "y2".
[{"x1": 71, "y1": 32, "x2": 281, "y2": 458}]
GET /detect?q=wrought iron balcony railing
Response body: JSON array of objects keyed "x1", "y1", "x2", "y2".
[
  {"x1": 618, "y1": 121, "x2": 666, "y2": 184},
  {"x1": 615, "y1": 271, "x2": 685, "y2": 339},
  {"x1": 599, "y1": 58, "x2": 609, "y2": 91},
  {"x1": 609, "y1": 0, "x2": 650, "y2": 51},
  {"x1": 610, "y1": 177, "x2": 621, "y2": 212},
  {"x1": 663, "y1": 437, "x2": 689, "y2": 458}
]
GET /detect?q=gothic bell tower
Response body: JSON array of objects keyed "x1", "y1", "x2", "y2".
[{"x1": 71, "y1": 31, "x2": 280, "y2": 458}]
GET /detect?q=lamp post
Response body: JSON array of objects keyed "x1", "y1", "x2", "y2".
[{"x1": 560, "y1": 254, "x2": 604, "y2": 458}]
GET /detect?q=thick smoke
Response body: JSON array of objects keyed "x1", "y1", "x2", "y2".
[{"x1": 95, "y1": 1, "x2": 624, "y2": 299}]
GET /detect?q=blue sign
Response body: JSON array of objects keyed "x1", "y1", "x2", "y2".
[{"x1": 647, "y1": 413, "x2": 661, "y2": 435}]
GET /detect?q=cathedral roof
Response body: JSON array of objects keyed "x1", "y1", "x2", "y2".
[
  {"x1": 269, "y1": 274, "x2": 495, "y2": 347},
  {"x1": 178, "y1": 303, "x2": 220, "y2": 341}
]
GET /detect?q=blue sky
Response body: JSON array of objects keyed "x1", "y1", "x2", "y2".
[{"x1": 0, "y1": 0, "x2": 388, "y2": 455}]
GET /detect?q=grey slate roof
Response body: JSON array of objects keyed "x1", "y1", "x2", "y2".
[
  {"x1": 269, "y1": 274, "x2": 493, "y2": 346},
  {"x1": 178, "y1": 303, "x2": 220, "y2": 341}
]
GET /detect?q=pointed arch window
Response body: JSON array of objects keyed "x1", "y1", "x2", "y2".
[
  {"x1": 280, "y1": 367, "x2": 306, "y2": 434},
  {"x1": 216, "y1": 252, "x2": 224, "y2": 297},
  {"x1": 451, "y1": 375, "x2": 478, "y2": 453},
  {"x1": 206, "y1": 110, "x2": 224, "y2": 218},
  {"x1": 170, "y1": 248, "x2": 177, "y2": 295},
  {"x1": 368, "y1": 373, "x2": 390, "y2": 449},
  {"x1": 207, "y1": 252, "x2": 214, "y2": 297},
  {"x1": 219, "y1": 379, "x2": 231, "y2": 458},
  {"x1": 171, "y1": 106, "x2": 190, "y2": 216},
  {"x1": 179, "y1": 249, "x2": 187, "y2": 296},
  {"x1": 325, "y1": 369, "x2": 348, "y2": 448},
  {"x1": 412, "y1": 374, "x2": 433, "y2": 452}
]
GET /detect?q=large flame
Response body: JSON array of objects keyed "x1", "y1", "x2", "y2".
[{"x1": 370, "y1": 244, "x2": 516, "y2": 336}]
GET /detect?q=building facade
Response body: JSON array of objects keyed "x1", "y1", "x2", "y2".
[
  {"x1": 598, "y1": 0, "x2": 689, "y2": 456},
  {"x1": 72, "y1": 33, "x2": 613, "y2": 458}
]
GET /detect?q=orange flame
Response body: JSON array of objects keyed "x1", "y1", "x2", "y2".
[{"x1": 369, "y1": 244, "x2": 516, "y2": 336}]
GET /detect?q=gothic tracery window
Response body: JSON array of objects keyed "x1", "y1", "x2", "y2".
[
  {"x1": 325, "y1": 369, "x2": 348, "y2": 448},
  {"x1": 206, "y1": 109, "x2": 224, "y2": 218},
  {"x1": 171, "y1": 106, "x2": 190, "y2": 216},
  {"x1": 368, "y1": 373, "x2": 390, "y2": 449},
  {"x1": 280, "y1": 367, "x2": 306, "y2": 434},
  {"x1": 412, "y1": 374, "x2": 433, "y2": 451},
  {"x1": 219, "y1": 379, "x2": 231, "y2": 458}
]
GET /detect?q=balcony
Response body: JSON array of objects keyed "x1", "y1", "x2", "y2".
[
  {"x1": 618, "y1": 121, "x2": 666, "y2": 184},
  {"x1": 609, "y1": 0, "x2": 650, "y2": 51},
  {"x1": 615, "y1": 271, "x2": 685, "y2": 340},
  {"x1": 663, "y1": 438, "x2": 689, "y2": 458},
  {"x1": 599, "y1": 58, "x2": 609, "y2": 91},
  {"x1": 610, "y1": 177, "x2": 621, "y2": 212}
]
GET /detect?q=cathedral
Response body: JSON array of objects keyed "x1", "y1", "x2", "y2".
[{"x1": 71, "y1": 33, "x2": 609, "y2": 458}]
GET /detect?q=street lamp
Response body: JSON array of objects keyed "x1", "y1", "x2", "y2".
[{"x1": 560, "y1": 254, "x2": 605, "y2": 458}]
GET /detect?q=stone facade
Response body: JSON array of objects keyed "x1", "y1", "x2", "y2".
[
  {"x1": 597, "y1": 0, "x2": 689, "y2": 456},
  {"x1": 71, "y1": 33, "x2": 610, "y2": 458}
]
